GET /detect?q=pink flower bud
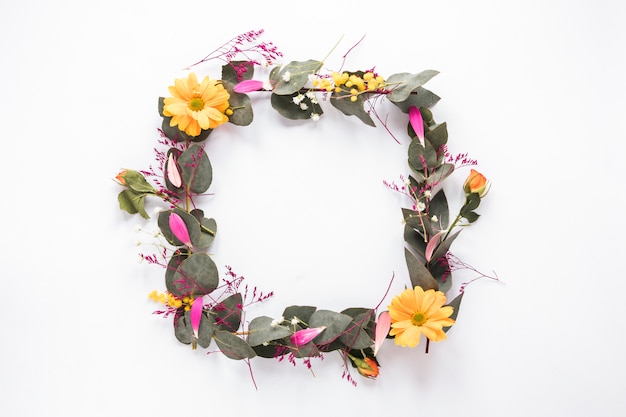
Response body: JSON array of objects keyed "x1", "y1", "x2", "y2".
[
  {"x1": 190, "y1": 297, "x2": 203, "y2": 339},
  {"x1": 290, "y1": 326, "x2": 326, "y2": 346},
  {"x1": 374, "y1": 311, "x2": 391, "y2": 356},
  {"x1": 233, "y1": 80, "x2": 265, "y2": 93},
  {"x1": 409, "y1": 106, "x2": 425, "y2": 144},
  {"x1": 169, "y1": 212, "x2": 192, "y2": 248}
]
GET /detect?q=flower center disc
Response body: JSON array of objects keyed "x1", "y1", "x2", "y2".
[
  {"x1": 188, "y1": 97, "x2": 204, "y2": 111},
  {"x1": 411, "y1": 312, "x2": 427, "y2": 326}
]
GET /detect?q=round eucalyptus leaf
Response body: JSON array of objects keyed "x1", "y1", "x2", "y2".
[
  {"x1": 167, "y1": 253, "x2": 219, "y2": 297},
  {"x1": 247, "y1": 316, "x2": 292, "y2": 347},
  {"x1": 178, "y1": 144, "x2": 212, "y2": 194},
  {"x1": 308, "y1": 310, "x2": 352, "y2": 345}
]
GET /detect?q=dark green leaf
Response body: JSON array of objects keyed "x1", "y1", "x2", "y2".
[
  {"x1": 390, "y1": 87, "x2": 441, "y2": 111},
  {"x1": 270, "y1": 92, "x2": 323, "y2": 120},
  {"x1": 444, "y1": 292, "x2": 464, "y2": 333},
  {"x1": 405, "y1": 248, "x2": 438, "y2": 291},
  {"x1": 272, "y1": 60, "x2": 322, "y2": 95},
  {"x1": 330, "y1": 91, "x2": 375, "y2": 126},
  {"x1": 221, "y1": 80, "x2": 254, "y2": 126},
  {"x1": 386, "y1": 70, "x2": 439, "y2": 102},
  {"x1": 282, "y1": 306, "x2": 316, "y2": 324},
  {"x1": 213, "y1": 330, "x2": 256, "y2": 360},
  {"x1": 221, "y1": 61, "x2": 254, "y2": 84},
  {"x1": 429, "y1": 190, "x2": 450, "y2": 229},
  {"x1": 213, "y1": 292, "x2": 243, "y2": 332},
  {"x1": 178, "y1": 145, "x2": 212, "y2": 194},
  {"x1": 247, "y1": 316, "x2": 292, "y2": 347},
  {"x1": 308, "y1": 310, "x2": 353, "y2": 345},
  {"x1": 166, "y1": 253, "x2": 219, "y2": 297}
]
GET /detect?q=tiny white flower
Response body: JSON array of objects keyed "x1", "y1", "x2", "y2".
[
  {"x1": 134, "y1": 224, "x2": 142, "y2": 232},
  {"x1": 416, "y1": 202, "x2": 426, "y2": 212},
  {"x1": 291, "y1": 317, "x2": 299, "y2": 326},
  {"x1": 404, "y1": 178, "x2": 411, "y2": 186},
  {"x1": 282, "y1": 71, "x2": 291, "y2": 82},
  {"x1": 262, "y1": 81, "x2": 273, "y2": 91},
  {"x1": 135, "y1": 240, "x2": 142, "y2": 246},
  {"x1": 292, "y1": 94, "x2": 304, "y2": 105},
  {"x1": 299, "y1": 102, "x2": 309, "y2": 110},
  {"x1": 431, "y1": 215, "x2": 438, "y2": 222},
  {"x1": 423, "y1": 190, "x2": 432, "y2": 198},
  {"x1": 310, "y1": 113, "x2": 320, "y2": 121}
]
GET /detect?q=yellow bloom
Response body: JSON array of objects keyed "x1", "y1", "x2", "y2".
[
  {"x1": 387, "y1": 286, "x2": 455, "y2": 348},
  {"x1": 163, "y1": 72, "x2": 230, "y2": 137}
]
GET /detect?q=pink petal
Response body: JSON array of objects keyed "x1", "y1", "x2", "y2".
[
  {"x1": 409, "y1": 106, "x2": 425, "y2": 143},
  {"x1": 374, "y1": 311, "x2": 391, "y2": 356},
  {"x1": 166, "y1": 153, "x2": 182, "y2": 188},
  {"x1": 190, "y1": 297, "x2": 203, "y2": 338},
  {"x1": 425, "y1": 230, "x2": 446, "y2": 262},
  {"x1": 290, "y1": 326, "x2": 326, "y2": 346},
  {"x1": 233, "y1": 80, "x2": 264, "y2": 93},
  {"x1": 169, "y1": 212, "x2": 192, "y2": 248}
]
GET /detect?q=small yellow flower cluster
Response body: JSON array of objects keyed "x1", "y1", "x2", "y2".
[
  {"x1": 148, "y1": 290, "x2": 195, "y2": 311},
  {"x1": 313, "y1": 71, "x2": 386, "y2": 102}
]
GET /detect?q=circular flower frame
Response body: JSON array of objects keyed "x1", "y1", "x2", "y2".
[{"x1": 115, "y1": 30, "x2": 494, "y2": 387}]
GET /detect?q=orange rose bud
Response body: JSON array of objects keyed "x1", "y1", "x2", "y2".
[
  {"x1": 463, "y1": 169, "x2": 488, "y2": 196},
  {"x1": 115, "y1": 170, "x2": 127, "y2": 185},
  {"x1": 357, "y1": 357, "x2": 380, "y2": 379}
]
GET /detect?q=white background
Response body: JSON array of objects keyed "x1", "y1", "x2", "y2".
[{"x1": 2, "y1": 0, "x2": 625, "y2": 416}]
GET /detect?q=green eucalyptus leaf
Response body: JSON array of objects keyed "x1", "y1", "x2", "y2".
[
  {"x1": 402, "y1": 208, "x2": 426, "y2": 230},
  {"x1": 213, "y1": 330, "x2": 256, "y2": 360},
  {"x1": 330, "y1": 92, "x2": 375, "y2": 126},
  {"x1": 213, "y1": 292, "x2": 243, "y2": 332},
  {"x1": 222, "y1": 79, "x2": 254, "y2": 126},
  {"x1": 117, "y1": 190, "x2": 149, "y2": 219},
  {"x1": 221, "y1": 61, "x2": 254, "y2": 84},
  {"x1": 390, "y1": 87, "x2": 441, "y2": 112},
  {"x1": 308, "y1": 310, "x2": 353, "y2": 345},
  {"x1": 405, "y1": 248, "x2": 438, "y2": 291},
  {"x1": 291, "y1": 341, "x2": 320, "y2": 358},
  {"x1": 431, "y1": 230, "x2": 461, "y2": 267},
  {"x1": 386, "y1": 70, "x2": 439, "y2": 102},
  {"x1": 429, "y1": 190, "x2": 450, "y2": 229},
  {"x1": 427, "y1": 163, "x2": 455, "y2": 186},
  {"x1": 282, "y1": 306, "x2": 316, "y2": 324},
  {"x1": 338, "y1": 320, "x2": 374, "y2": 350},
  {"x1": 247, "y1": 316, "x2": 292, "y2": 347},
  {"x1": 166, "y1": 253, "x2": 219, "y2": 297},
  {"x1": 178, "y1": 144, "x2": 212, "y2": 194},
  {"x1": 425, "y1": 122, "x2": 449, "y2": 151},
  {"x1": 270, "y1": 92, "x2": 323, "y2": 120},
  {"x1": 157, "y1": 209, "x2": 202, "y2": 247},
  {"x1": 174, "y1": 310, "x2": 216, "y2": 348},
  {"x1": 463, "y1": 211, "x2": 480, "y2": 223},
  {"x1": 164, "y1": 249, "x2": 188, "y2": 291},
  {"x1": 404, "y1": 224, "x2": 427, "y2": 261},
  {"x1": 444, "y1": 292, "x2": 464, "y2": 333},
  {"x1": 272, "y1": 60, "x2": 322, "y2": 95}
]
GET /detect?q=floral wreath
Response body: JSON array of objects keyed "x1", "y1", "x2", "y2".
[{"x1": 115, "y1": 30, "x2": 497, "y2": 388}]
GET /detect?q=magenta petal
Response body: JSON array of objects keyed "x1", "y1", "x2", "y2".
[
  {"x1": 233, "y1": 80, "x2": 264, "y2": 93},
  {"x1": 409, "y1": 106, "x2": 425, "y2": 142},
  {"x1": 291, "y1": 326, "x2": 326, "y2": 346},
  {"x1": 190, "y1": 297, "x2": 203, "y2": 338},
  {"x1": 169, "y1": 212, "x2": 192, "y2": 248},
  {"x1": 374, "y1": 311, "x2": 391, "y2": 356},
  {"x1": 166, "y1": 153, "x2": 182, "y2": 188}
]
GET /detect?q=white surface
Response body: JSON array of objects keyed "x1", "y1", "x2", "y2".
[{"x1": 2, "y1": 0, "x2": 625, "y2": 416}]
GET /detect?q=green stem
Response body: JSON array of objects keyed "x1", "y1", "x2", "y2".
[{"x1": 443, "y1": 212, "x2": 462, "y2": 241}]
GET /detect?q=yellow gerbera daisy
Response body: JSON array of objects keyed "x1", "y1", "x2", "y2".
[
  {"x1": 163, "y1": 72, "x2": 230, "y2": 137},
  {"x1": 387, "y1": 286, "x2": 455, "y2": 348}
]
